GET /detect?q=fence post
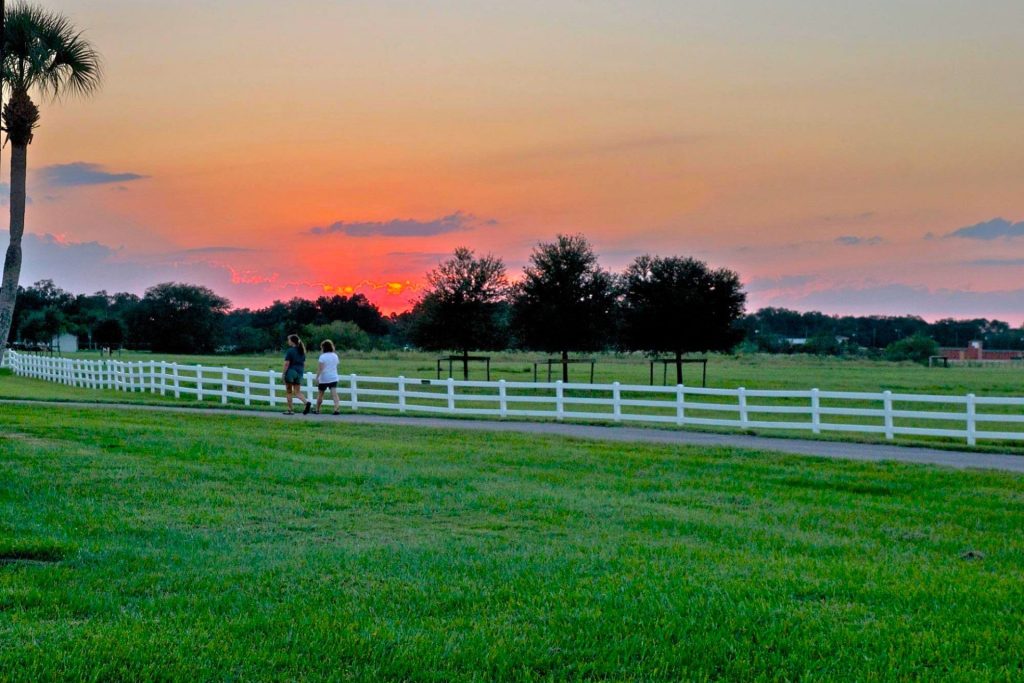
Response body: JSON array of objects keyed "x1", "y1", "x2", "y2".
[
  {"x1": 883, "y1": 390, "x2": 894, "y2": 440},
  {"x1": 499, "y1": 379, "x2": 507, "y2": 418},
  {"x1": 221, "y1": 366, "x2": 229, "y2": 405},
  {"x1": 268, "y1": 369, "x2": 278, "y2": 407},
  {"x1": 811, "y1": 388, "x2": 821, "y2": 435},
  {"x1": 397, "y1": 376, "x2": 406, "y2": 413},
  {"x1": 447, "y1": 377, "x2": 455, "y2": 412},
  {"x1": 172, "y1": 363, "x2": 180, "y2": 398},
  {"x1": 676, "y1": 384, "x2": 686, "y2": 426},
  {"x1": 966, "y1": 393, "x2": 977, "y2": 446},
  {"x1": 305, "y1": 372, "x2": 316, "y2": 406},
  {"x1": 612, "y1": 381, "x2": 622, "y2": 421},
  {"x1": 196, "y1": 366, "x2": 204, "y2": 402},
  {"x1": 349, "y1": 374, "x2": 358, "y2": 411},
  {"x1": 150, "y1": 360, "x2": 158, "y2": 394},
  {"x1": 555, "y1": 380, "x2": 564, "y2": 421},
  {"x1": 243, "y1": 369, "x2": 251, "y2": 406},
  {"x1": 738, "y1": 387, "x2": 749, "y2": 428}
]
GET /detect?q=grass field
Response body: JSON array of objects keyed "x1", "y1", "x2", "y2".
[
  {"x1": 2, "y1": 405, "x2": 1023, "y2": 680},
  {"x1": 5, "y1": 351, "x2": 1024, "y2": 454},
  {"x1": 49, "y1": 348, "x2": 1024, "y2": 396}
]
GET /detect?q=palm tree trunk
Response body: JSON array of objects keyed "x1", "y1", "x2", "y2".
[{"x1": 0, "y1": 143, "x2": 29, "y2": 347}]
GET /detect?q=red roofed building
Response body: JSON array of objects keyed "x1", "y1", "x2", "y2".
[{"x1": 939, "y1": 341, "x2": 1024, "y2": 362}]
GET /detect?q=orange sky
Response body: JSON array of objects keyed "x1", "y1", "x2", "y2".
[{"x1": 9, "y1": 0, "x2": 1024, "y2": 320}]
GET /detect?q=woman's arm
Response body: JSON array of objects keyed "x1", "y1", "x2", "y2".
[
  {"x1": 317, "y1": 360, "x2": 325, "y2": 383},
  {"x1": 282, "y1": 360, "x2": 290, "y2": 378}
]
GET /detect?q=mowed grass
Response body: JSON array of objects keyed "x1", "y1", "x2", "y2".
[
  {"x1": 2, "y1": 406, "x2": 1023, "y2": 680},
  {"x1": 54, "y1": 349, "x2": 1024, "y2": 396},
  {"x1": 4, "y1": 364, "x2": 1023, "y2": 455}
]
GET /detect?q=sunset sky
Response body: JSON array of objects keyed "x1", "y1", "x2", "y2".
[{"x1": 6, "y1": 0, "x2": 1024, "y2": 320}]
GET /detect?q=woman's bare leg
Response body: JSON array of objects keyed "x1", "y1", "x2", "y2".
[{"x1": 316, "y1": 390, "x2": 325, "y2": 413}]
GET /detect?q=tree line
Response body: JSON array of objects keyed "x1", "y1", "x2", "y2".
[{"x1": 8, "y1": 233, "x2": 1023, "y2": 375}]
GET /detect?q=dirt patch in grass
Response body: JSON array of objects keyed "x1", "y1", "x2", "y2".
[{"x1": 0, "y1": 542, "x2": 68, "y2": 565}]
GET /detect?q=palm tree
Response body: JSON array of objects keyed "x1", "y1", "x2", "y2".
[{"x1": 0, "y1": 3, "x2": 101, "y2": 349}]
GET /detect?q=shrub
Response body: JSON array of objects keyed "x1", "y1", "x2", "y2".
[
  {"x1": 884, "y1": 334, "x2": 939, "y2": 364},
  {"x1": 301, "y1": 321, "x2": 371, "y2": 352}
]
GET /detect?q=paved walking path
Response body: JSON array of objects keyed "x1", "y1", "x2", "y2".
[{"x1": 4, "y1": 399, "x2": 1023, "y2": 474}]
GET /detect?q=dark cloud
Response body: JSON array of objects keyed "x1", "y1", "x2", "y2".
[
  {"x1": 945, "y1": 217, "x2": 1024, "y2": 240},
  {"x1": 37, "y1": 162, "x2": 148, "y2": 187},
  {"x1": 309, "y1": 211, "x2": 496, "y2": 237},
  {"x1": 835, "y1": 235, "x2": 883, "y2": 246}
]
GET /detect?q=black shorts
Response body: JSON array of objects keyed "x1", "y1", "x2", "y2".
[{"x1": 318, "y1": 381, "x2": 338, "y2": 392}]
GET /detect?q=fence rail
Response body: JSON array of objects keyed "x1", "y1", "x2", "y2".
[{"x1": 4, "y1": 351, "x2": 1023, "y2": 446}]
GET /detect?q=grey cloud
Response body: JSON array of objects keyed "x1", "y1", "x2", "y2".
[
  {"x1": 7, "y1": 231, "x2": 233, "y2": 299},
  {"x1": 965, "y1": 258, "x2": 1024, "y2": 267},
  {"x1": 309, "y1": 211, "x2": 496, "y2": 237},
  {"x1": 945, "y1": 218, "x2": 1024, "y2": 240},
  {"x1": 745, "y1": 275, "x2": 813, "y2": 292},
  {"x1": 773, "y1": 283, "x2": 1024, "y2": 321},
  {"x1": 37, "y1": 162, "x2": 148, "y2": 187},
  {"x1": 835, "y1": 235, "x2": 883, "y2": 246}
]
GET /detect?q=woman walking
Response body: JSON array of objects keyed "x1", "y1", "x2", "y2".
[
  {"x1": 315, "y1": 339, "x2": 341, "y2": 415},
  {"x1": 282, "y1": 334, "x2": 312, "y2": 415}
]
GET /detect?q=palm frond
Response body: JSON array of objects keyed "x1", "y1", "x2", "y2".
[{"x1": 3, "y1": 1, "x2": 102, "y2": 100}]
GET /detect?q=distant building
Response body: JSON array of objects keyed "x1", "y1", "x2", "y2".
[
  {"x1": 51, "y1": 333, "x2": 78, "y2": 353},
  {"x1": 939, "y1": 341, "x2": 1023, "y2": 363}
]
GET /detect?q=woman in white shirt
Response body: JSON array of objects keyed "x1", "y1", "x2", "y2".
[{"x1": 314, "y1": 339, "x2": 341, "y2": 415}]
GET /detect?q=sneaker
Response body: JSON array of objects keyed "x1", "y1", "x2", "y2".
[
  {"x1": 303, "y1": 401, "x2": 312, "y2": 415},
  {"x1": 332, "y1": 410, "x2": 341, "y2": 415}
]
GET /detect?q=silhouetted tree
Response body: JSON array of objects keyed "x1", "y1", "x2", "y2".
[
  {"x1": 511, "y1": 234, "x2": 616, "y2": 381},
  {"x1": 409, "y1": 247, "x2": 508, "y2": 378},
  {"x1": 92, "y1": 317, "x2": 125, "y2": 348},
  {"x1": 619, "y1": 255, "x2": 745, "y2": 383},
  {"x1": 125, "y1": 283, "x2": 230, "y2": 353},
  {"x1": 884, "y1": 334, "x2": 939, "y2": 364},
  {"x1": 0, "y1": 4, "x2": 102, "y2": 348}
]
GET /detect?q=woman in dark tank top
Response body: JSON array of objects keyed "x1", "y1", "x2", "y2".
[{"x1": 282, "y1": 334, "x2": 312, "y2": 415}]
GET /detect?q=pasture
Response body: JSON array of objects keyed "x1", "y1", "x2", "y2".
[
  {"x1": 1, "y1": 405, "x2": 1023, "y2": 680},
  {"x1": 6, "y1": 351, "x2": 1024, "y2": 453},
  {"x1": 45, "y1": 348, "x2": 1024, "y2": 396}
]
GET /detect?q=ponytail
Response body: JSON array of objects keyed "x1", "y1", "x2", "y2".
[{"x1": 287, "y1": 334, "x2": 306, "y2": 356}]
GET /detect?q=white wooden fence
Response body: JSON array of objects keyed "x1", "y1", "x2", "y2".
[{"x1": 4, "y1": 350, "x2": 1024, "y2": 446}]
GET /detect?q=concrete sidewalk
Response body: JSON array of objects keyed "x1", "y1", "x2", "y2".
[{"x1": 4, "y1": 399, "x2": 1023, "y2": 474}]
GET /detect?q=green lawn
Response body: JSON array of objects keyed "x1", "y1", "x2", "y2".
[
  {"x1": 4, "y1": 363, "x2": 1023, "y2": 455},
  {"x1": 2, "y1": 405, "x2": 1023, "y2": 680},
  {"x1": 51, "y1": 348, "x2": 1024, "y2": 396}
]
